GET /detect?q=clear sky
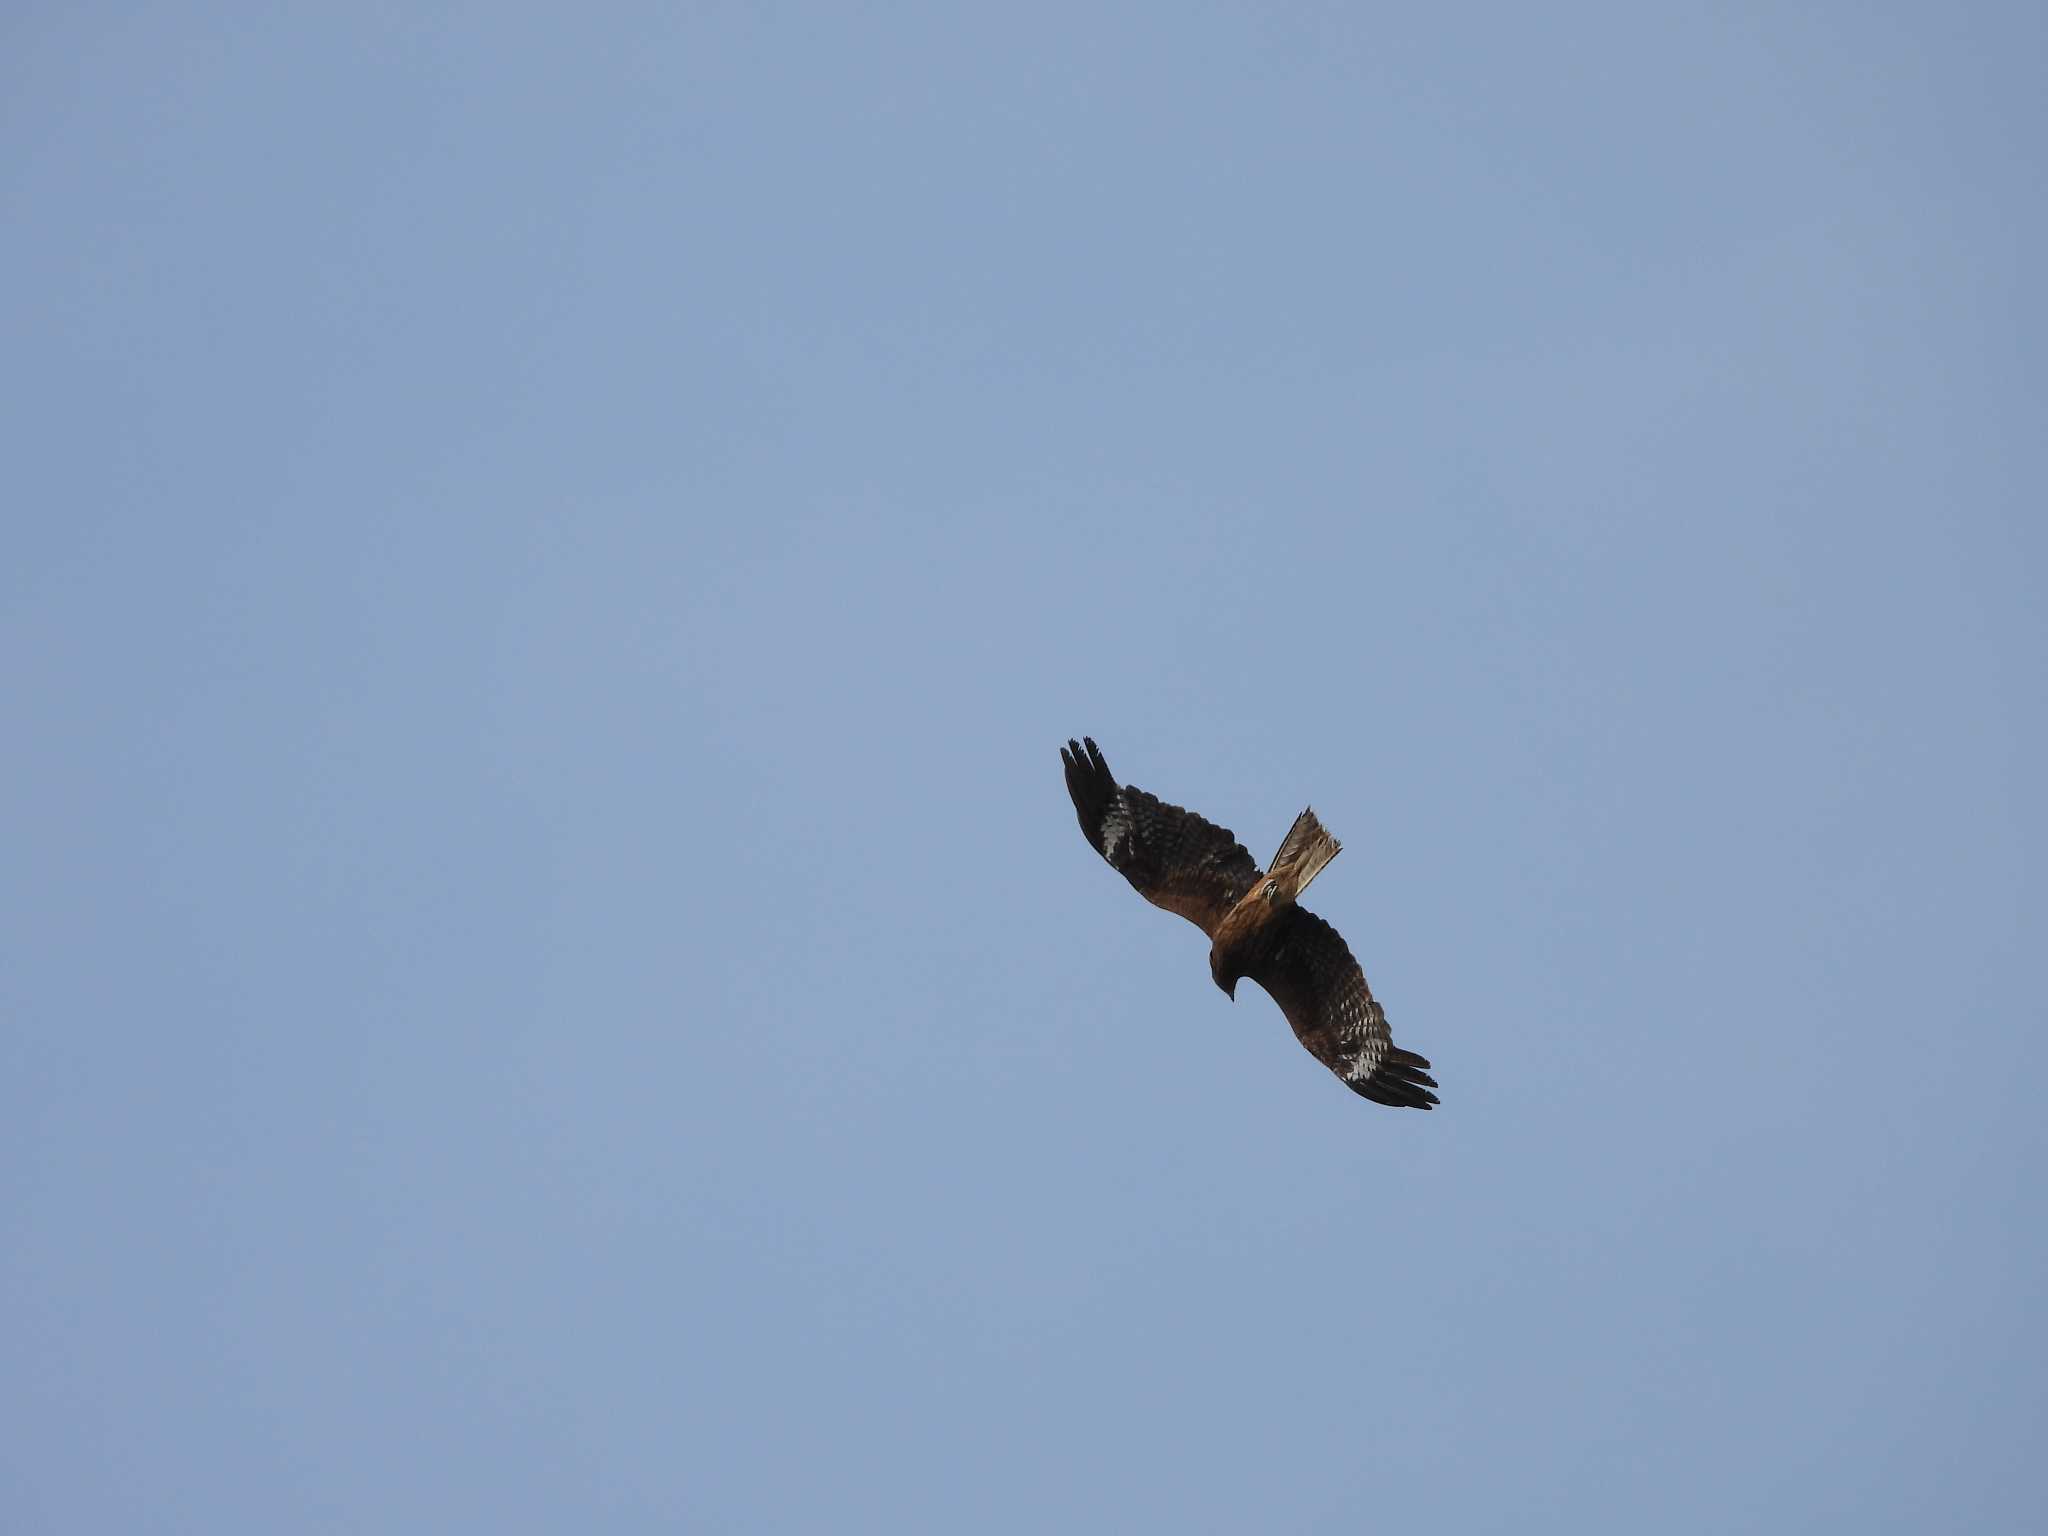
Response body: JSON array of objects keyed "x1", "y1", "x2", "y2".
[{"x1": 6, "y1": 4, "x2": 2043, "y2": 1531}]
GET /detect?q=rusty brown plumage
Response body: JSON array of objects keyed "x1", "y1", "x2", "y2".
[{"x1": 1061, "y1": 737, "x2": 1439, "y2": 1110}]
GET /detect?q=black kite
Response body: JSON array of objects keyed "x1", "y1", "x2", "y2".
[{"x1": 1062, "y1": 737, "x2": 1438, "y2": 1109}]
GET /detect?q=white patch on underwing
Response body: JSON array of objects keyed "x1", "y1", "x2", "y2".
[{"x1": 1099, "y1": 805, "x2": 1132, "y2": 863}]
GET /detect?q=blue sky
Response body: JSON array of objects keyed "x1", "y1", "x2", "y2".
[{"x1": 6, "y1": 3, "x2": 2043, "y2": 1530}]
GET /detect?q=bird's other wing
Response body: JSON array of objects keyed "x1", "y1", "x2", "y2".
[
  {"x1": 1062, "y1": 737, "x2": 1262, "y2": 937},
  {"x1": 1247, "y1": 907, "x2": 1439, "y2": 1109}
]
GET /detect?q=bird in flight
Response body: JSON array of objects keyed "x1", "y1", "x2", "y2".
[{"x1": 1061, "y1": 738, "x2": 1438, "y2": 1109}]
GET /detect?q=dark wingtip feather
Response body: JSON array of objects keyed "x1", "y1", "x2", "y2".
[
  {"x1": 1062, "y1": 735, "x2": 1118, "y2": 844},
  {"x1": 1387, "y1": 1048, "x2": 1438, "y2": 1090},
  {"x1": 1358, "y1": 1080, "x2": 1441, "y2": 1110},
  {"x1": 1354, "y1": 1048, "x2": 1442, "y2": 1109}
]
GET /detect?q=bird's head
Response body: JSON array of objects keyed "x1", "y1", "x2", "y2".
[{"x1": 1210, "y1": 948, "x2": 1239, "y2": 1000}]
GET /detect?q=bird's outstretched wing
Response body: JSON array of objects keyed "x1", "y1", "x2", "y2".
[
  {"x1": 1248, "y1": 907, "x2": 1439, "y2": 1109},
  {"x1": 1062, "y1": 737, "x2": 1262, "y2": 937}
]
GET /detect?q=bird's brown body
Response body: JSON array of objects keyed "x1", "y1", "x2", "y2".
[
  {"x1": 1209, "y1": 893, "x2": 1278, "y2": 993},
  {"x1": 1207, "y1": 804, "x2": 1342, "y2": 994},
  {"x1": 1061, "y1": 737, "x2": 1438, "y2": 1109}
]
